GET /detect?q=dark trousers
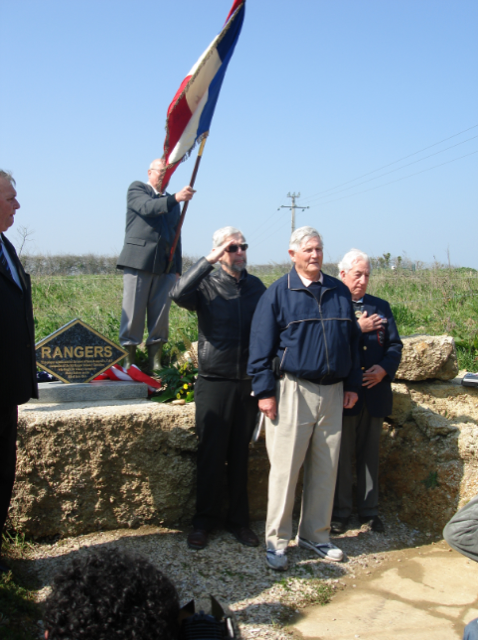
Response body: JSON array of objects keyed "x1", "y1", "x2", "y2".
[
  {"x1": 0, "y1": 406, "x2": 18, "y2": 555},
  {"x1": 193, "y1": 376, "x2": 258, "y2": 531},
  {"x1": 333, "y1": 405, "x2": 383, "y2": 519}
]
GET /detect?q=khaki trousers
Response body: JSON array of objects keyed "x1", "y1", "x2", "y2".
[{"x1": 265, "y1": 372, "x2": 343, "y2": 551}]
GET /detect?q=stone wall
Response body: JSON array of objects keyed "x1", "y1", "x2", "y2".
[
  {"x1": 11, "y1": 378, "x2": 478, "y2": 539},
  {"x1": 380, "y1": 379, "x2": 478, "y2": 532},
  {"x1": 13, "y1": 400, "x2": 272, "y2": 538},
  {"x1": 10, "y1": 335, "x2": 477, "y2": 539}
]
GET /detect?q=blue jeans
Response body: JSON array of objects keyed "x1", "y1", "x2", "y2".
[{"x1": 464, "y1": 618, "x2": 478, "y2": 639}]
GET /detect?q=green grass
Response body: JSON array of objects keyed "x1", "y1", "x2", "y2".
[
  {"x1": 0, "y1": 572, "x2": 40, "y2": 640},
  {"x1": 31, "y1": 265, "x2": 478, "y2": 372},
  {"x1": 0, "y1": 533, "x2": 40, "y2": 640}
]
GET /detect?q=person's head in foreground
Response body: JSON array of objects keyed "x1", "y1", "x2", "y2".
[{"x1": 44, "y1": 547, "x2": 179, "y2": 640}]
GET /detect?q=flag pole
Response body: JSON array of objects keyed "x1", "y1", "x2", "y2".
[{"x1": 165, "y1": 136, "x2": 207, "y2": 274}]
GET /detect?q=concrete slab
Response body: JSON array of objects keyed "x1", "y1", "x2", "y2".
[
  {"x1": 292, "y1": 544, "x2": 478, "y2": 639},
  {"x1": 29, "y1": 380, "x2": 148, "y2": 404}
]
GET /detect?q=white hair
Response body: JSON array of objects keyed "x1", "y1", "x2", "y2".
[
  {"x1": 289, "y1": 226, "x2": 323, "y2": 251},
  {"x1": 149, "y1": 159, "x2": 164, "y2": 170},
  {"x1": 338, "y1": 249, "x2": 371, "y2": 278},
  {"x1": 212, "y1": 226, "x2": 244, "y2": 248},
  {"x1": 0, "y1": 170, "x2": 15, "y2": 186}
]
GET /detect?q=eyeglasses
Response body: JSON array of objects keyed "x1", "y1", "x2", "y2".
[{"x1": 225, "y1": 243, "x2": 248, "y2": 253}]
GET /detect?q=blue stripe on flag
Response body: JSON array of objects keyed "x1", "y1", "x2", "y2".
[{"x1": 197, "y1": 4, "x2": 245, "y2": 137}]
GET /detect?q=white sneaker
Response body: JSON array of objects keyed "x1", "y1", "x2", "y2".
[
  {"x1": 266, "y1": 548, "x2": 288, "y2": 571},
  {"x1": 297, "y1": 537, "x2": 344, "y2": 562}
]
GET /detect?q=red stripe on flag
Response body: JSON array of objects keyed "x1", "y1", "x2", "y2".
[{"x1": 224, "y1": 0, "x2": 244, "y2": 23}]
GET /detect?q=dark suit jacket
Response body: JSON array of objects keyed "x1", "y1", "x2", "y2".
[
  {"x1": 0, "y1": 234, "x2": 38, "y2": 406},
  {"x1": 116, "y1": 181, "x2": 182, "y2": 275},
  {"x1": 345, "y1": 293, "x2": 402, "y2": 418}
]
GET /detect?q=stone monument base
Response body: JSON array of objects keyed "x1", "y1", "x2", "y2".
[{"x1": 30, "y1": 380, "x2": 148, "y2": 403}]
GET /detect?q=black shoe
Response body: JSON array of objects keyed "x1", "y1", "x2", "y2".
[
  {"x1": 359, "y1": 515, "x2": 384, "y2": 533},
  {"x1": 227, "y1": 525, "x2": 260, "y2": 547},
  {"x1": 187, "y1": 529, "x2": 209, "y2": 550},
  {"x1": 330, "y1": 517, "x2": 349, "y2": 534}
]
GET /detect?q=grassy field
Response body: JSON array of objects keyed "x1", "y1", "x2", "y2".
[{"x1": 31, "y1": 264, "x2": 478, "y2": 372}]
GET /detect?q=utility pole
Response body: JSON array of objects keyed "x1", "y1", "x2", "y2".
[{"x1": 278, "y1": 192, "x2": 309, "y2": 235}]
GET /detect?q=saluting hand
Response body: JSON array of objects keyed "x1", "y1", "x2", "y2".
[{"x1": 205, "y1": 238, "x2": 237, "y2": 265}]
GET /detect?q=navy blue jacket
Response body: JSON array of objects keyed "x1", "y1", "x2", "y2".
[
  {"x1": 347, "y1": 293, "x2": 402, "y2": 418},
  {"x1": 247, "y1": 268, "x2": 362, "y2": 399}
]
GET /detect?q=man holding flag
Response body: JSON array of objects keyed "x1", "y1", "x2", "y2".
[
  {"x1": 117, "y1": 0, "x2": 246, "y2": 374},
  {"x1": 117, "y1": 159, "x2": 195, "y2": 372}
]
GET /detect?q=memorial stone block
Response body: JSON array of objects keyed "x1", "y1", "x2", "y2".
[{"x1": 35, "y1": 319, "x2": 127, "y2": 383}]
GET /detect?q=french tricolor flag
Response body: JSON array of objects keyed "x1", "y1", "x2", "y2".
[{"x1": 159, "y1": 0, "x2": 246, "y2": 191}]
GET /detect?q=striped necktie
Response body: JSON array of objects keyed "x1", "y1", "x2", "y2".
[{"x1": 0, "y1": 241, "x2": 14, "y2": 279}]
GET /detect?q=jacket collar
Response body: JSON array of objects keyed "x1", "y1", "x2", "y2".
[
  {"x1": 288, "y1": 266, "x2": 336, "y2": 291},
  {"x1": 216, "y1": 265, "x2": 247, "y2": 284}
]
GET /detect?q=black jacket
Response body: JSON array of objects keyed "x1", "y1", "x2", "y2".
[
  {"x1": 345, "y1": 293, "x2": 402, "y2": 418},
  {"x1": 0, "y1": 234, "x2": 38, "y2": 406},
  {"x1": 170, "y1": 258, "x2": 266, "y2": 380}
]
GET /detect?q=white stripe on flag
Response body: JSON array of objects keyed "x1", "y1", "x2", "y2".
[
  {"x1": 185, "y1": 46, "x2": 221, "y2": 112},
  {"x1": 169, "y1": 89, "x2": 209, "y2": 163}
]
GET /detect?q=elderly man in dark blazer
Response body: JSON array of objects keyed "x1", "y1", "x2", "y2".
[
  {"x1": 0, "y1": 170, "x2": 38, "y2": 573},
  {"x1": 332, "y1": 249, "x2": 402, "y2": 534},
  {"x1": 117, "y1": 159, "x2": 195, "y2": 371}
]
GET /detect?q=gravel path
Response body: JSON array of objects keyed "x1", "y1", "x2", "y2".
[{"x1": 24, "y1": 513, "x2": 435, "y2": 639}]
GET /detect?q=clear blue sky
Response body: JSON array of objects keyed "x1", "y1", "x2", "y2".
[{"x1": 1, "y1": 0, "x2": 477, "y2": 268}]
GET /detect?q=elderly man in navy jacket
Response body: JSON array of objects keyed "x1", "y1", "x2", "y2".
[
  {"x1": 248, "y1": 227, "x2": 361, "y2": 571},
  {"x1": 331, "y1": 249, "x2": 402, "y2": 534}
]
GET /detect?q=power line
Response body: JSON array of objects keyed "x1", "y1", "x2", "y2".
[
  {"x1": 311, "y1": 149, "x2": 478, "y2": 207},
  {"x1": 248, "y1": 206, "x2": 290, "y2": 242},
  {"x1": 303, "y1": 135, "x2": 478, "y2": 205},
  {"x1": 300, "y1": 124, "x2": 478, "y2": 204}
]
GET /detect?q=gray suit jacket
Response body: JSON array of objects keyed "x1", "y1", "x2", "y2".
[{"x1": 117, "y1": 181, "x2": 182, "y2": 275}]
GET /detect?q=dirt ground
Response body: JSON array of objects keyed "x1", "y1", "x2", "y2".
[
  {"x1": 292, "y1": 540, "x2": 478, "y2": 639},
  {"x1": 10, "y1": 510, "x2": 466, "y2": 639}
]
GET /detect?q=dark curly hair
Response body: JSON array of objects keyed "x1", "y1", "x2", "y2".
[{"x1": 44, "y1": 547, "x2": 179, "y2": 640}]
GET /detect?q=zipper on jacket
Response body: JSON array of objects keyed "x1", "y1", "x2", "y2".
[
  {"x1": 290, "y1": 277, "x2": 333, "y2": 382},
  {"x1": 317, "y1": 287, "x2": 331, "y2": 381}
]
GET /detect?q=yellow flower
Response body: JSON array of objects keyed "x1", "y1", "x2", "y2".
[
  {"x1": 183, "y1": 383, "x2": 188, "y2": 389},
  {"x1": 176, "y1": 393, "x2": 181, "y2": 399}
]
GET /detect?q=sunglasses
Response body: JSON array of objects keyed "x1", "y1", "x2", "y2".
[{"x1": 225, "y1": 243, "x2": 248, "y2": 253}]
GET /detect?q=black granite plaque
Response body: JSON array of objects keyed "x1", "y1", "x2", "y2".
[{"x1": 35, "y1": 319, "x2": 127, "y2": 384}]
